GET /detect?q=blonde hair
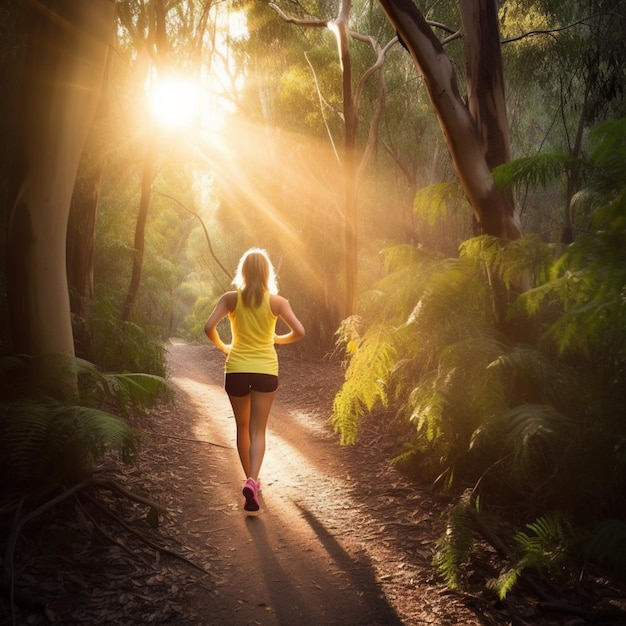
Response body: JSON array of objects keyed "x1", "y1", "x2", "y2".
[{"x1": 233, "y1": 248, "x2": 278, "y2": 307}]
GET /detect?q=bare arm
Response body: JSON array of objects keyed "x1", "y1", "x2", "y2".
[
  {"x1": 271, "y1": 295, "x2": 305, "y2": 345},
  {"x1": 204, "y1": 292, "x2": 236, "y2": 355}
]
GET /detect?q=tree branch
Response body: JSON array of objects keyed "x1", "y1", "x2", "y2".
[
  {"x1": 153, "y1": 188, "x2": 232, "y2": 286},
  {"x1": 268, "y1": 3, "x2": 328, "y2": 28},
  {"x1": 502, "y1": 14, "x2": 612, "y2": 44}
]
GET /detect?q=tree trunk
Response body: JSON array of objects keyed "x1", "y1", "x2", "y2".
[
  {"x1": 7, "y1": 0, "x2": 116, "y2": 393},
  {"x1": 66, "y1": 60, "x2": 112, "y2": 359},
  {"x1": 333, "y1": 0, "x2": 358, "y2": 317},
  {"x1": 377, "y1": 0, "x2": 522, "y2": 241},
  {"x1": 121, "y1": 135, "x2": 158, "y2": 322}
]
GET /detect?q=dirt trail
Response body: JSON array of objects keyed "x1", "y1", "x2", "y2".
[
  {"x1": 156, "y1": 340, "x2": 486, "y2": 625},
  {"x1": 3, "y1": 340, "x2": 494, "y2": 625}
]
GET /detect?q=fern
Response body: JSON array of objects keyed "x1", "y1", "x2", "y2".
[
  {"x1": 502, "y1": 404, "x2": 570, "y2": 490},
  {"x1": 492, "y1": 152, "x2": 575, "y2": 191},
  {"x1": 514, "y1": 512, "x2": 572, "y2": 571},
  {"x1": 488, "y1": 512, "x2": 573, "y2": 599},
  {"x1": 87, "y1": 297, "x2": 167, "y2": 375},
  {"x1": 0, "y1": 398, "x2": 135, "y2": 491},
  {"x1": 460, "y1": 234, "x2": 554, "y2": 290},
  {"x1": 0, "y1": 353, "x2": 165, "y2": 494},
  {"x1": 434, "y1": 490, "x2": 476, "y2": 589},
  {"x1": 331, "y1": 324, "x2": 397, "y2": 445},
  {"x1": 413, "y1": 181, "x2": 466, "y2": 226}
]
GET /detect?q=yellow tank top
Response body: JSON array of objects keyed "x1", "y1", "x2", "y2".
[{"x1": 225, "y1": 290, "x2": 278, "y2": 375}]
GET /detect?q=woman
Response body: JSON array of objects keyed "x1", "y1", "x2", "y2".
[{"x1": 204, "y1": 248, "x2": 305, "y2": 511}]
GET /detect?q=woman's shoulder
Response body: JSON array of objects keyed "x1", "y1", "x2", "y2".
[
  {"x1": 223, "y1": 291, "x2": 238, "y2": 311},
  {"x1": 269, "y1": 293, "x2": 286, "y2": 315}
]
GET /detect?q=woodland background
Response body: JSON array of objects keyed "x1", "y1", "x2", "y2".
[{"x1": 0, "y1": 0, "x2": 625, "y2": 618}]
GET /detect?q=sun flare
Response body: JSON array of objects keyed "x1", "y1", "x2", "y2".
[{"x1": 149, "y1": 76, "x2": 201, "y2": 129}]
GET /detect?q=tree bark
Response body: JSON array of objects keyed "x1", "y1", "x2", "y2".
[
  {"x1": 7, "y1": 0, "x2": 116, "y2": 391},
  {"x1": 377, "y1": 0, "x2": 522, "y2": 241},
  {"x1": 67, "y1": 59, "x2": 112, "y2": 359},
  {"x1": 332, "y1": 0, "x2": 358, "y2": 317},
  {"x1": 121, "y1": 135, "x2": 158, "y2": 322}
]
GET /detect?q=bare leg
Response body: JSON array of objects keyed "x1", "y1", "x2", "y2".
[
  {"x1": 228, "y1": 394, "x2": 252, "y2": 478},
  {"x1": 248, "y1": 390, "x2": 277, "y2": 481}
]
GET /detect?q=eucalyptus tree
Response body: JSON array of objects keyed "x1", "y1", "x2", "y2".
[
  {"x1": 6, "y1": 0, "x2": 116, "y2": 394},
  {"x1": 269, "y1": 1, "x2": 400, "y2": 316},
  {"x1": 377, "y1": 0, "x2": 522, "y2": 244}
]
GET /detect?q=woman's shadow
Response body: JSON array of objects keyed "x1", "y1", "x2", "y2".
[{"x1": 245, "y1": 505, "x2": 402, "y2": 625}]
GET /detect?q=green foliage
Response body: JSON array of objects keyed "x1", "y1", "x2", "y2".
[
  {"x1": 331, "y1": 318, "x2": 397, "y2": 445},
  {"x1": 492, "y1": 404, "x2": 570, "y2": 490},
  {"x1": 0, "y1": 399, "x2": 135, "y2": 492},
  {"x1": 413, "y1": 182, "x2": 465, "y2": 226},
  {"x1": 334, "y1": 117, "x2": 626, "y2": 596},
  {"x1": 433, "y1": 490, "x2": 476, "y2": 589},
  {"x1": 0, "y1": 353, "x2": 167, "y2": 496},
  {"x1": 74, "y1": 357, "x2": 169, "y2": 416},
  {"x1": 84, "y1": 298, "x2": 167, "y2": 376},
  {"x1": 514, "y1": 119, "x2": 626, "y2": 359},
  {"x1": 333, "y1": 234, "x2": 542, "y2": 477},
  {"x1": 489, "y1": 512, "x2": 574, "y2": 599},
  {"x1": 492, "y1": 152, "x2": 575, "y2": 192},
  {"x1": 181, "y1": 294, "x2": 215, "y2": 342}
]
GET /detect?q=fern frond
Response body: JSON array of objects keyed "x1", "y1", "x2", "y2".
[
  {"x1": 97, "y1": 372, "x2": 169, "y2": 412},
  {"x1": 434, "y1": 490, "x2": 475, "y2": 589},
  {"x1": 487, "y1": 344, "x2": 566, "y2": 404},
  {"x1": 500, "y1": 404, "x2": 570, "y2": 487},
  {"x1": 1, "y1": 399, "x2": 135, "y2": 489},
  {"x1": 407, "y1": 374, "x2": 447, "y2": 442},
  {"x1": 366, "y1": 245, "x2": 443, "y2": 324},
  {"x1": 489, "y1": 512, "x2": 573, "y2": 599},
  {"x1": 487, "y1": 566, "x2": 521, "y2": 600},
  {"x1": 492, "y1": 152, "x2": 574, "y2": 191},
  {"x1": 333, "y1": 315, "x2": 363, "y2": 362},
  {"x1": 513, "y1": 511, "x2": 572, "y2": 572},
  {"x1": 73, "y1": 356, "x2": 168, "y2": 413},
  {"x1": 460, "y1": 234, "x2": 554, "y2": 290},
  {"x1": 331, "y1": 324, "x2": 397, "y2": 445},
  {"x1": 413, "y1": 181, "x2": 465, "y2": 225}
]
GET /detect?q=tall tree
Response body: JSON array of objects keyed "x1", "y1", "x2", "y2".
[
  {"x1": 120, "y1": 0, "x2": 169, "y2": 322},
  {"x1": 270, "y1": 0, "x2": 398, "y2": 316},
  {"x1": 377, "y1": 0, "x2": 522, "y2": 241},
  {"x1": 6, "y1": 0, "x2": 116, "y2": 392}
]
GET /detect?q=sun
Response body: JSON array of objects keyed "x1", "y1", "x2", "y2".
[{"x1": 149, "y1": 76, "x2": 201, "y2": 129}]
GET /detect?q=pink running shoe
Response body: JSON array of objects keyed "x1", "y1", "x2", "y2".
[{"x1": 242, "y1": 478, "x2": 260, "y2": 511}]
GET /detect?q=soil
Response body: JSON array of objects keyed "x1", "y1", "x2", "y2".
[{"x1": 3, "y1": 340, "x2": 626, "y2": 625}]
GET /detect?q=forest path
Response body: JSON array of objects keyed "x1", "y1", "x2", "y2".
[{"x1": 153, "y1": 340, "x2": 486, "y2": 625}]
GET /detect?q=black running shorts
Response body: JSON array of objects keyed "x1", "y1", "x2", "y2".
[{"x1": 225, "y1": 372, "x2": 279, "y2": 396}]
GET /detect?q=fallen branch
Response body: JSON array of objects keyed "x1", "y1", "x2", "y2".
[
  {"x1": 76, "y1": 496, "x2": 153, "y2": 568},
  {"x1": 89, "y1": 477, "x2": 167, "y2": 514},
  {"x1": 83, "y1": 493, "x2": 211, "y2": 577},
  {"x1": 2, "y1": 476, "x2": 166, "y2": 620}
]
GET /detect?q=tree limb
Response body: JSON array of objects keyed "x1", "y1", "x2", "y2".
[
  {"x1": 268, "y1": 3, "x2": 328, "y2": 28},
  {"x1": 82, "y1": 492, "x2": 211, "y2": 576},
  {"x1": 153, "y1": 188, "x2": 232, "y2": 287}
]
